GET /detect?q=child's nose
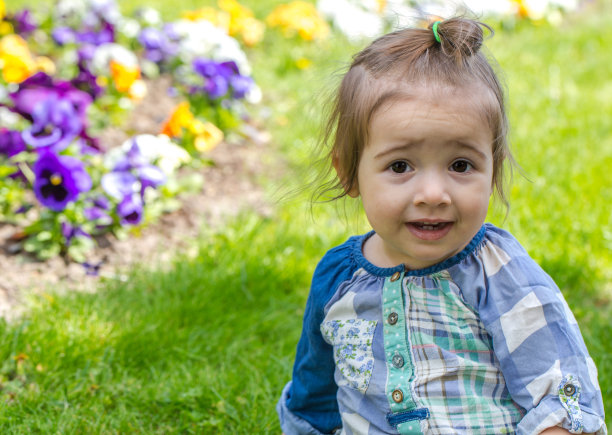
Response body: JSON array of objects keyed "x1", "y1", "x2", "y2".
[{"x1": 412, "y1": 173, "x2": 451, "y2": 206}]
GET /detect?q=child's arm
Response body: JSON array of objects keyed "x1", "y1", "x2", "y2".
[
  {"x1": 540, "y1": 427, "x2": 595, "y2": 435},
  {"x1": 278, "y1": 245, "x2": 357, "y2": 434},
  {"x1": 467, "y1": 230, "x2": 607, "y2": 434},
  {"x1": 485, "y1": 280, "x2": 606, "y2": 434}
]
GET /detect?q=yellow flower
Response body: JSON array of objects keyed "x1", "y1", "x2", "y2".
[
  {"x1": 161, "y1": 102, "x2": 194, "y2": 138},
  {"x1": 0, "y1": 0, "x2": 5, "y2": 21},
  {"x1": 0, "y1": 34, "x2": 37, "y2": 83},
  {"x1": 266, "y1": 1, "x2": 329, "y2": 41},
  {"x1": 160, "y1": 102, "x2": 224, "y2": 152},
  {"x1": 235, "y1": 15, "x2": 265, "y2": 46},
  {"x1": 96, "y1": 76, "x2": 109, "y2": 87},
  {"x1": 182, "y1": 7, "x2": 228, "y2": 29},
  {"x1": 510, "y1": 0, "x2": 547, "y2": 19},
  {"x1": 219, "y1": 0, "x2": 264, "y2": 46},
  {"x1": 183, "y1": 1, "x2": 264, "y2": 46},
  {"x1": 190, "y1": 119, "x2": 224, "y2": 152},
  {"x1": 35, "y1": 56, "x2": 56, "y2": 76},
  {"x1": 295, "y1": 57, "x2": 311, "y2": 69},
  {"x1": 109, "y1": 60, "x2": 141, "y2": 93},
  {"x1": 0, "y1": 21, "x2": 13, "y2": 36}
]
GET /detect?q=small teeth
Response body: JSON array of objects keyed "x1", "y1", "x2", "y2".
[{"x1": 415, "y1": 222, "x2": 444, "y2": 230}]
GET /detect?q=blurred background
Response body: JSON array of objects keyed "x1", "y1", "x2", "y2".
[{"x1": 0, "y1": 0, "x2": 610, "y2": 432}]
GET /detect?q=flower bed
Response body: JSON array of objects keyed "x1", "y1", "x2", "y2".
[{"x1": 0, "y1": 0, "x2": 266, "y2": 263}]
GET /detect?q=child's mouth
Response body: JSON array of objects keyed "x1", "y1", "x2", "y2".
[{"x1": 406, "y1": 221, "x2": 453, "y2": 240}]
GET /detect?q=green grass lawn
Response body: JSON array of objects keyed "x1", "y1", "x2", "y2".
[{"x1": 2, "y1": 0, "x2": 611, "y2": 432}]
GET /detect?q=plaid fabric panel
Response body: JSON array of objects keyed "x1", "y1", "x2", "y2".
[{"x1": 403, "y1": 272, "x2": 523, "y2": 434}]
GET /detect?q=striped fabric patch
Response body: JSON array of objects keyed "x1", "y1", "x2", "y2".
[{"x1": 403, "y1": 273, "x2": 522, "y2": 433}]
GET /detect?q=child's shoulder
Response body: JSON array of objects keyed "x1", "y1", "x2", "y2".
[
  {"x1": 482, "y1": 223, "x2": 528, "y2": 256},
  {"x1": 317, "y1": 232, "x2": 367, "y2": 270},
  {"x1": 481, "y1": 223, "x2": 551, "y2": 282},
  {"x1": 309, "y1": 233, "x2": 369, "y2": 303},
  {"x1": 472, "y1": 224, "x2": 563, "y2": 318}
]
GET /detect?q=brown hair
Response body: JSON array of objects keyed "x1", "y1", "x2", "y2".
[{"x1": 316, "y1": 17, "x2": 513, "y2": 208}]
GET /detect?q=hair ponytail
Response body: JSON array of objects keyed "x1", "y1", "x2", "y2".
[{"x1": 429, "y1": 18, "x2": 491, "y2": 63}]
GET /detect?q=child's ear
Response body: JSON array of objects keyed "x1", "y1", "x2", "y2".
[{"x1": 333, "y1": 154, "x2": 359, "y2": 197}]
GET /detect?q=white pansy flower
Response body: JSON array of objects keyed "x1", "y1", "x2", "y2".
[
  {"x1": 89, "y1": 0, "x2": 122, "y2": 24},
  {"x1": 318, "y1": 0, "x2": 384, "y2": 40},
  {"x1": 245, "y1": 85, "x2": 263, "y2": 105},
  {"x1": 55, "y1": 0, "x2": 88, "y2": 21},
  {"x1": 0, "y1": 107, "x2": 20, "y2": 127},
  {"x1": 117, "y1": 17, "x2": 141, "y2": 39},
  {"x1": 136, "y1": 7, "x2": 162, "y2": 26},
  {"x1": 107, "y1": 135, "x2": 191, "y2": 176},
  {"x1": 0, "y1": 84, "x2": 9, "y2": 104},
  {"x1": 461, "y1": 0, "x2": 514, "y2": 15},
  {"x1": 131, "y1": 134, "x2": 191, "y2": 175},
  {"x1": 103, "y1": 146, "x2": 126, "y2": 171},
  {"x1": 91, "y1": 43, "x2": 139, "y2": 75}
]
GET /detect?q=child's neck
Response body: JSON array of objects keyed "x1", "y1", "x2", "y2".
[{"x1": 362, "y1": 233, "x2": 403, "y2": 269}]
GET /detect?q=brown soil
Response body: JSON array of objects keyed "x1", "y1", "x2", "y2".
[{"x1": 0, "y1": 77, "x2": 275, "y2": 319}]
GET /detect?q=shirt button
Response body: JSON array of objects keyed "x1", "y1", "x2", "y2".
[
  {"x1": 390, "y1": 271, "x2": 401, "y2": 282},
  {"x1": 564, "y1": 384, "x2": 576, "y2": 396},
  {"x1": 392, "y1": 353, "x2": 404, "y2": 368},
  {"x1": 387, "y1": 312, "x2": 398, "y2": 325},
  {"x1": 392, "y1": 389, "x2": 403, "y2": 403}
]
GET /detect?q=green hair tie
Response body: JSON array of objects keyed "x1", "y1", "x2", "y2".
[{"x1": 432, "y1": 21, "x2": 441, "y2": 43}]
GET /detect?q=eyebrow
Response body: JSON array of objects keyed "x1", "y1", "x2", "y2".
[
  {"x1": 374, "y1": 141, "x2": 489, "y2": 161},
  {"x1": 374, "y1": 142, "x2": 421, "y2": 160}
]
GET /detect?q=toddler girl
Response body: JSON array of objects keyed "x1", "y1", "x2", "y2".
[{"x1": 277, "y1": 17, "x2": 606, "y2": 435}]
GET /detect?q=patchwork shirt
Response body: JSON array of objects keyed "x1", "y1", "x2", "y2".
[{"x1": 277, "y1": 224, "x2": 606, "y2": 435}]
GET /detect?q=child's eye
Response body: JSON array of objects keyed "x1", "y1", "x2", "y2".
[
  {"x1": 389, "y1": 161, "x2": 410, "y2": 173},
  {"x1": 450, "y1": 160, "x2": 473, "y2": 173}
]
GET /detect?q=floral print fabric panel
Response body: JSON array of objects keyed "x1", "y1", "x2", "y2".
[{"x1": 321, "y1": 319, "x2": 377, "y2": 393}]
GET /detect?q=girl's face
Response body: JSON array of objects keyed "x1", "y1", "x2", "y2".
[{"x1": 352, "y1": 85, "x2": 494, "y2": 270}]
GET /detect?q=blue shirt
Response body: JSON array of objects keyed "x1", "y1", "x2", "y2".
[{"x1": 277, "y1": 224, "x2": 606, "y2": 434}]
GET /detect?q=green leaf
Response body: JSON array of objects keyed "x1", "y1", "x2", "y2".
[{"x1": 36, "y1": 231, "x2": 53, "y2": 242}]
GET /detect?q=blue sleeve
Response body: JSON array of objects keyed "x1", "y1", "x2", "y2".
[
  {"x1": 467, "y1": 227, "x2": 607, "y2": 434},
  {"x1": 278, "y1": 239, "x2": 360, "y2": 434}
]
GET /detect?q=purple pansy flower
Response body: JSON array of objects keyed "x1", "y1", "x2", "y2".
[
  {"x1": 101, "y1": 171, "x2": 138, "y2": 200},
  {"x1": 204, "y1": 75, "x2": 230, "y2": 99},
  {"x1": 230, "y1": 74, "x2": 254, "y2": 99},
  {"x1": 52, "y1": 27, "x2": 77, "y2": 45},
  {"x1": 110, "y1": 139, "x2": 166, "y2": 194},
  {"x1": 84, "y1": 206, "x2": 110, "y2": 221},
  {"x1": 138, "y1": 27, "x2": 177, "y2": 64},
  {"x1": 0, "y1": 129, "x2": 27, "y2": 179},
  {"x1": 77, "y1": 44, "x2": 97, "y2": 69},
  {"x1": 11, "y1": 9, "x2": 38, "y2": 37},
  {"x1": 71, "y1": 68, "x2": 104, "y2": 99},
  {"x1": 191, "y1": 58, "x2": 253, "y2": 100},
  {"x1": 84, "y1": 195, "x2": 112, "y2": 228},
  {"x1": 61, "y1": 221, "x2": 91, "y2": 246},
  {"x1": 22, "y1": 96, "x2": 83, "y2": 152},
  {"x1": 7, "y1": 73, "x2": 92, "y2": 126},
  {"x1": 70, "y1": 45, "x2": 105, "y2": 99},
  {"x1": 82, "y1": 259, "x2": 105, "y2": 276},
  {"x1": 117, "y1": 193, "x2": 143, "y2": 225},
  {"x1": 0, "y1": 129, "x2": 27, "y2": 157},
  {"x1": 76, "y1": 22, "x2": 115, "y2": 46},
  {"x1": 33, "y1": 151, "x2": 92, "y2": 211},
  {"x1": 101, "y1": 138, "x2": 166, "y2": 227}
]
